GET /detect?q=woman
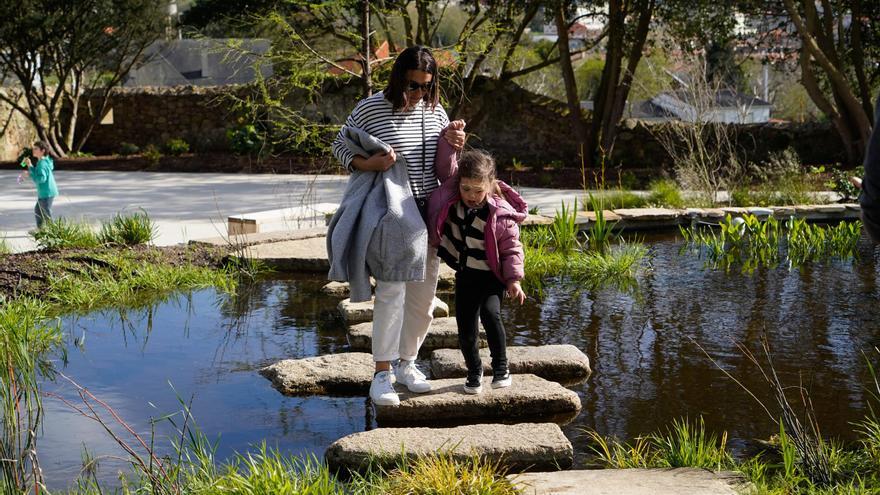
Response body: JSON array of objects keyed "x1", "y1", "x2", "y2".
[
  {"x1": 26, "y1": 141, "x2": 59, "y2": 229},
  {"x1": 330, "y1": 45, "x2": 466, "y2": 406}
]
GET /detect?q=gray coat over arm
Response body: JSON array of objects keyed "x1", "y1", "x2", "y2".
[{"x1": 326, "y1": 126, "x2": 428, "y2": 302}]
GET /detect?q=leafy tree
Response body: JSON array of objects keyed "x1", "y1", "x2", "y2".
[
  {"x1": 776, "y1": 0, "x2": 879, "y2": 164},
  {"x1": 0, "y1": 0, "x2": 164, "y2": 157}
]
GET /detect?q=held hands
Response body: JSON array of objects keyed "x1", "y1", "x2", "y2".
[
  {"x1": 444, "y1": 120, "x2": 466, "y2": 150},
  {"x1": 507, "y1": 281, "x2": 526, "y2": 305}
]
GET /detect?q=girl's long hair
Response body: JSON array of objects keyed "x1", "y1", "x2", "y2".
[{"x1": 384, "y1": 45, "x2": 440, "y2": 112}]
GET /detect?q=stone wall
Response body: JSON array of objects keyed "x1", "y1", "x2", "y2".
[
  {"x1": 77, "y1": 78, "x2": 847, "y2": 168},
  {"x1": 80, "y1": 86, "x2": 246, "y2": 154},
  {"x1": 0, "y1": 89, "x2": 37, "y2": 161}
]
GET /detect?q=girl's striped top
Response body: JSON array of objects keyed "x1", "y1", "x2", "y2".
[
  {"x1": 438, "y1": 201, "x2": 491, "y2": 272},
  {"x1": 331, "y1": 91, "x2": 449, "y2": 199}
]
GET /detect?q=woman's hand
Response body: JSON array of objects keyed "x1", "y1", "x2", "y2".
[
  {"x1": 506, "y1": 281, "x2": 526, "y2": 305},
  {"x1": 354, "y1": 149, "x2": 397, "y2": 171},
  {"x1": 444, "y1": 120, "x2": 466, "y2": 150}
]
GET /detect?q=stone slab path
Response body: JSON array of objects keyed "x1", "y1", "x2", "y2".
[
  {"x1": 373, "y1": 374, "x2": 581, "y2": 425},
  {"x1": 430, "y1": 345, "x2": 591, "y2": 384},
  {"x1": 511, "y1": 468, "x2": 749, "y2": 495},
  {"x1": 338, "y1": 297, "x2": 449, "y2": 324},
  {"x1": 259, "y1": 352, "x2": 374, "y2": 395},
  {"x1": 348, "y1": 317, "x2": 486, "y2": 351},
  {"x1": 321, "y1": 265, "x2": 457, "y2": 296},
  {"x1": 325, "y1": 422, "x2": 572, "y2": 473},
  {"x1": 243, "y1": 236, "x2": 330, "y2": 272}
]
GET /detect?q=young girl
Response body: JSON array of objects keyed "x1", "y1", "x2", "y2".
[
  {"x1": 428, "y1": 147, "x2": 527, "y2": 394},
  {"x1": 26, "y1": 141, "x2": 58, "y2": 229}
]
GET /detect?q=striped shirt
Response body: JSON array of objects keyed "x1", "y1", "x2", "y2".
[
  {"x1": 438, "y1": 201, "x2": 491, "y2": 272},
  {"x1": 331, "y1": 91, "x2": 450, "y2": 199}
]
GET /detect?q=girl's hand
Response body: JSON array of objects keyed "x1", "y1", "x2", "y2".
[
  {"x1": 507, "y1": 281, "x2": 526, "y2": 305},
  {"x1": 444, "y1": 120, "x2": 466, "y2": 150}
]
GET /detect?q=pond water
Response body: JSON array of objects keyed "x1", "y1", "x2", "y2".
[{"x1": 40, "y1": 233, "x2": 880, "y2": 490}]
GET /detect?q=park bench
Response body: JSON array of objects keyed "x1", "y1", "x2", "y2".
[{"x1": 227, "y1": 202, "x2": 338, "y2": 235}]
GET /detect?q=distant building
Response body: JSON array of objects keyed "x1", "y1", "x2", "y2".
[
  {"x1": 582, "y1": 89, "x2": 773, "y2": 124},
  {"x1": 124, "y1": 39, "x2": 272, "y2": 87}
]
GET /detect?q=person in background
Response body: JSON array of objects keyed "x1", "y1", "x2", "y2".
[{"x1": 26, "y1": 141, "x2": 58, "y2": 230}]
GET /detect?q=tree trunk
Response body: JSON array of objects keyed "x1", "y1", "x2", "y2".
[
  {"x1": 361, "y1": 1, "x2": 372, "y2": 98},
  {"x1": 554, "y1": 4, "x2": 587, "y2": 165},
  {"x1": 588, "y1": 0, "x2": 624, "y2": 168},
  {"x1": 601, "y1": 0, "x2": 653, "y2": 154},
  {"x1": 782, "y1": 0, "x2": 871, "y2": 163}
]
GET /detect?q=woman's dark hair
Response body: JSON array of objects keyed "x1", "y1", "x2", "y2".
[
  {"x1": 384, "y1": 45, "x2": 439, "y2": 112},
  {"x1": 459, "y1": 149, "x2": 502, "y2": 196}
]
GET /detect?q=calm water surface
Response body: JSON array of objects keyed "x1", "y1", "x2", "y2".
[{"x1": 40, "y1": 233, "x2": 880, "y2": 490}]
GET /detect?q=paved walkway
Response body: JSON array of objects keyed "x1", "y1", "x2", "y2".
[{"x1": 0, "y1": 170, "x2": 583, "y2": 253}]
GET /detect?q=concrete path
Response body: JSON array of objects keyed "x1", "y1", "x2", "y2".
[
  {"x1": 512, "y1": 468, "x2": 749, "y2": 495},
  {"x1": 325, "y1": 423, "x2": 572, "y2": 474},
  {"x1": 1, "y1": 170, "x2": 585, "y2": 253}
]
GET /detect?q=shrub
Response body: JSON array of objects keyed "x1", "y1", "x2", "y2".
[
  {"x1": 98, "y1": 210, "x2": 157, "y2": 246},
  {"x1": 584, "y1": 191, "x2": 646, "y2": 211},
  {"x1": 227, "y1": 124, "x2": 264, "y2": 156},
  {"x1": 829, "y1": 166, "x2": 864, "y2": 202},
  {"x1": 32, "y1": 218, "x2": 100, "y2": 250},
  {"x1": 647, "y1": 179, "x2": 685, "y2": 208},
  {"x1": 164, "y1": 138, "x2": 190, "y2": 156},
  {"x1": 142, "y1": 144, "x2": 162, "y2": 167},
  {"x1": 118, "y1": 142, "x2": 140, "y2": 156}
]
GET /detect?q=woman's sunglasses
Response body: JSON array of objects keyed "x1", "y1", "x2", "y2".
[{"x1": 406, "y1": 80, "x2": 434, "y2": 92}]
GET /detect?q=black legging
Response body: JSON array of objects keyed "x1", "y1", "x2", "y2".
[{"x1": 454, "y1": 270, "x2": 508, "y2": 378}]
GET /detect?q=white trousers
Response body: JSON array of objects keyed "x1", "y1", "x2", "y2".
[{"x1": 372, "y1": 247, "x2": 440, "y2": 362}]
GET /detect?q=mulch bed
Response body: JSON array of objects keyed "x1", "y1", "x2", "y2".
[{"x1": 0, "y1": 244, "x2": 229, "y2": 302}]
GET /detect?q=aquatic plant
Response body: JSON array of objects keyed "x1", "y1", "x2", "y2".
[
  {"x1": 586, "y1": 193, "x2": 617, "y2": 253},
  {"x1": 680, "y1": 214, "x2": 862, "y2": 271},
  {"x1": 0, "y1": 299, "x2": 63, "y2": 493},
  {"x1": 549, "y1": 200, "x2": 580, "y2": 254}
]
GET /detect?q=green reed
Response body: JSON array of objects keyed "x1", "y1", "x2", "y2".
[{"x1": 680, "y1": 214, "x2": 862, "y2": 272}]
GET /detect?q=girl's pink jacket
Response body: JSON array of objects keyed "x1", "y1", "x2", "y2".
[{"x1": 427, "y1": 129, "x2": 528, "y2": 285}]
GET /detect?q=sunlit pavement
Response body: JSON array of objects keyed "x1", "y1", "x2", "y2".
[{"x1": 1, "y1": 170, "x2": 586, "y2": 253}]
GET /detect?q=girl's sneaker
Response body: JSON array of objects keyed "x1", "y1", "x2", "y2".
[
  {"x1": 491, "y1": 369, "x2": 512, "y2": 389},
  {"x1": 463, "y1": 371, "x2": 483, "y2": 394}
]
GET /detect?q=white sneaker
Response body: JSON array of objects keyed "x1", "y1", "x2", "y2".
[
  {"x1": 369, "y1": 371, "x2": 399, "y2": 406},
  {"x1": 395, "y1": 360, "x2": 432, "y2": 393}
]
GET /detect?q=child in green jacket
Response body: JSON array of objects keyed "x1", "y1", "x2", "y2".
[{"x1": 26, "y1": 141, "x2": 59, "y2": 229}]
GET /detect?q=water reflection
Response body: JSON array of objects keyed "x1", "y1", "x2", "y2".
[{"x1": 38, "y1": 239, "x2": 880, "y2": 491}]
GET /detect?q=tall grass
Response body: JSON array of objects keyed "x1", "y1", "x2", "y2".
[
  {"x1": 646, "y1": 179, "x2": 685, "y2": 208},
  {"x1": 550, "y1": 200, "x2": 580, "y2": 253},
  {"x1": 98, "y1": 210, "x2": 158, "y2": 246},
  {"x1": 32, "y1": 218, "x2": 101, "y2": 250},
  {"x1": 0, "y1": 236, "x2": 10, "y2": 255},
  {"x1": 45, "y1": 251, "x2": 234, "y2": 312},
  {"x1": 0, "y1": 299, "x2": 63, "y2": 493}
]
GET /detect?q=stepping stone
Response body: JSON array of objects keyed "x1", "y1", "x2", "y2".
[
  {"x1": 243, "y1": 236, "x2": 329, "y2": 272},
  {"x1": 348, "y1": 317, "x2": 486, "y2": 352},
  {"x1": 373, "y1": 374, "x2": 581, "y2": 425},
  {"x1": 576, "y1": 210, "x2": 621, "y2": 226},
  {"x1": 523, "y1": 213, "x2": 554, "y2": 226},
  {"x1": 338, "y1": 297, "x2": 449, "y2": 324},
  {"x1": 613, "y1": 208, "x2": 683, "y2": 229},
  {"x1": 325, "y1": 422, "x2": 572, "y2": 474},
  {"x1": 511, "y1": 468, "x2": 748, "y2": 495},
  {"x1": 260, "y1": 353, "x2": 373, "y2": 395},
  {"x1": 322, "y1": 265, "x2": 457, "y2": 297},
  {"x1": 430, "y1": 345, "x2": 591, "y2": 385},
  {"x1": 191, "y1": 227, "x2": 327, "y2": 248}
]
